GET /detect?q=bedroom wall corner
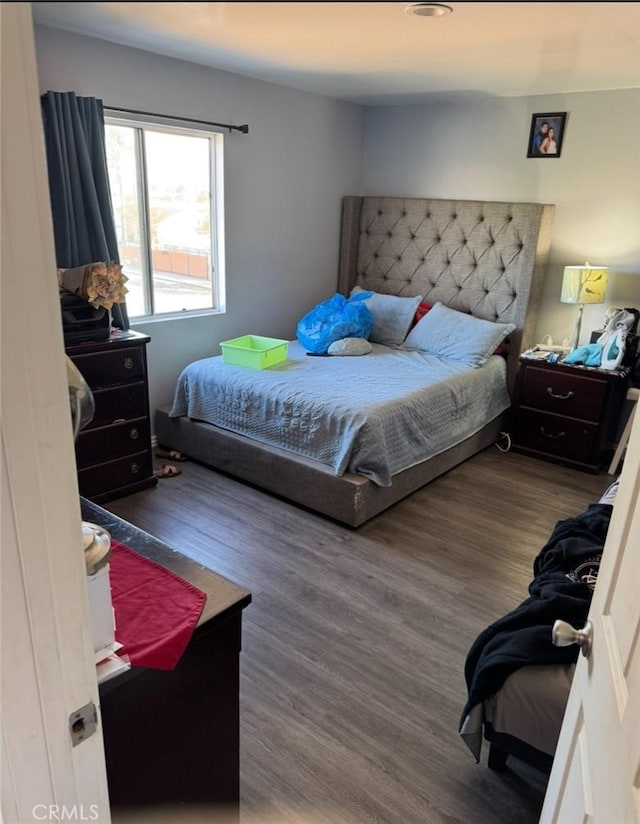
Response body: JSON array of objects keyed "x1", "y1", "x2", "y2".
[
  {"x1": 33, "y1": 24, "x2": 366, "y2": 418},
  {"x1": 362, "y1": 89, "x2": 640, "y2": 348}
]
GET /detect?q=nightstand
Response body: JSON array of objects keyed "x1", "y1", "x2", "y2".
[
  {"x1": 511, "y1": 355, "x2": 629, "y2": 472},
  {"x1": 65, "y1": 330, "x2": 158, "y2": 501}
]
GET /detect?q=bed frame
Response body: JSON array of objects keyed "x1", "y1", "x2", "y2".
[{"x1": 156, "y1": 196, "x2": 555, "y2": 526}]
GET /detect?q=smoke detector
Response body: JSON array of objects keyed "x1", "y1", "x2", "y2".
[{"x1": 405, "y1": 3, "x2": 453, "y2": 17}]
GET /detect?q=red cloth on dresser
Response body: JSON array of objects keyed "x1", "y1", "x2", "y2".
[{"x1": 109, "y1": 539, "x2": 207, "y2": 671}]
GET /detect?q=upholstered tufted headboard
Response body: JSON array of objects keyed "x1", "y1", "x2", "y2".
[{"x1": 338, "y1": 196, "x2": 555, "y2": 394}]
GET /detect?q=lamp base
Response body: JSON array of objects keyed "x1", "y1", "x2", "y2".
[
  {"x1": 570, "y1": 303, "x2": 584, "y2": 352},
  {"x1": 82, "y1": 521, "x2": 111, "y2": 576}
]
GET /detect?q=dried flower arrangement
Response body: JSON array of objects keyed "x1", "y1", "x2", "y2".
[{"x1": 58, "y1": 261, "x2": 128, "y2": 310}]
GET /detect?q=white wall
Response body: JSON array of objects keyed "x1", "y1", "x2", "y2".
[
  {"x1": 362, "y1": 90, "x2": 640, "y2": 347},
  {"x1": 34, "y1": 25, "x2": 365, "y2": 413},
  {"x1": 34, "y1": 22, "x2": 640, "y2": 412}
]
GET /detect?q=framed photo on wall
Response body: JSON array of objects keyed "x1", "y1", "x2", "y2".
[{"x1": 527, "y1": 112, "x2": 567, "y2": 158}]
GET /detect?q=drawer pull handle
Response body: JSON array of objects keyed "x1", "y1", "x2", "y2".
[
  {"x1": 123, "y1": 357, "x2": 134, "y2": 370},
  {"x1": 129, "y1": 428, "x2": 139, "y2": 440},
  {"x1": 546, "y1": 386, "x2": 575, "y2": 401},
  {"x1": 540, "y1": 426, "x2": 566, "y2": 440},
  {"x1": 130, "y1": 463, "x2": 140, "y2": 475}
]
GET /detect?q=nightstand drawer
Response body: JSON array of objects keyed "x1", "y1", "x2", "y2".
[
  {"x1": 78, "y1": 450, "x2": 153, "y2": 498},
  {"x1": 520, "y1": 366, "x2": 607, "y2": 422},
  {"x1": 514, "y1": 409, "x2": 598, "y2": 462},
  {"x1": 70, "y1": 346, "x2": 145, "y2": 389},
  {"x1": 86, "y1": 382, "x2": 148, "y2": 428},
  {"x1": 75, "y1": 417, "x2": 150, "y2": 467}
]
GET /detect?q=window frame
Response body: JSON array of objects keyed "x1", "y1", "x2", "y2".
[{"x1": 104, "y1": 111, "x2": 226, "y2": 322}]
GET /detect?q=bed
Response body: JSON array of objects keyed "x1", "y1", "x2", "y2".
[
  {"x1": 155, "y1": 195, "x2": 555, "y2": 526},
  {"x1": 460, "y1": 488, "x2": 615, "y2": 774}
]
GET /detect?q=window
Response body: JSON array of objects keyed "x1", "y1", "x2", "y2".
[{"x1": 105, "y1": 117, "x2": 225, "y2": 319}]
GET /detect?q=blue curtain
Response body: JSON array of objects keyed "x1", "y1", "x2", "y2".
[{"x1": 41, "y1": 91, "x2": 129, "y2": 330}]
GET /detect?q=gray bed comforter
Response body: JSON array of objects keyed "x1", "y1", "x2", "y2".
[{"x1": 170, "y1": 340, "x2": 510, "y2": 486}]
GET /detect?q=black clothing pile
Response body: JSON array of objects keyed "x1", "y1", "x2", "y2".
[{"x1": 460, "y1": 503, "x2": 612, "y2": 728}]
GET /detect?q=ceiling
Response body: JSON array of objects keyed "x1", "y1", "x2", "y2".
[{"x1": 31, "y1": 2, "x2": 640, "y2": 105}]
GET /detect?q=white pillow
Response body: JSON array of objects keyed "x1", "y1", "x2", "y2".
[
  {"x1": 351, "y1": 286, "x2": 422, "y2": 346},
  {"x1": 403, "y1": 302, "x2": 515, "y2": 367},
  {"x1": 327, "y1": 337, "x2": 373, "y2": 356}
]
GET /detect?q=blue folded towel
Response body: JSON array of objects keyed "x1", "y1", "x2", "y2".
[{"x1": 563, "y1": 343, "x2": 602, "y2": 367}]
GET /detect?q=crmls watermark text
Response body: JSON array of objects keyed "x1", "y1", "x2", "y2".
[{"x1": 32, "y1": 805, "x2": 99, "y2": 821}]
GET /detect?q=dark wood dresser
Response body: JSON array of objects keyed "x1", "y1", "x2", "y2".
[
  {"x1": 511, "y1": 355, "x2": 629, "y2": 472},
  {"x1": 66, "y1": 330, "x2": 157, "y2": 502},
  {"x1": 82, "y1": 499, "x2": 251, "y2": 816}
]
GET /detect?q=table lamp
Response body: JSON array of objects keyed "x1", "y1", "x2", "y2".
[
  {"x1": 67, "y1": 356, "x2": 116, "y2": 659},
  {"x1": 560, "y1": 262, "x2": 608, "y2": 350},
  {"x1": 66, "y1": 357, "x2": 111, "y2": 575}
]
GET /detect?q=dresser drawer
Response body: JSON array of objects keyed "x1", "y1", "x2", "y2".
[
  {"x1": 70, "y1": 346, "x2": 145, "y2": 389},
  {"x1": 78, "y1": 450, "x2": 153, "y2": 498},
  {"x1": 85, "y1": 383, "x2": 148, "y2": 429},
  {"x1": 514, "y1": 409, "x2": 598, "y2": 462},
  {"x1": 519, "y1": 366, "x2": 607, "y2": 422},
  {"x1": 75, "y1": 417, "x2": 150, "y2": 468},
  {"x1": 66, "y1": 331, "x2": 156, "y2": 501}
]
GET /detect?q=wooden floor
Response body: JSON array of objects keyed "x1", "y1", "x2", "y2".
[{"x1": 106, "y1": 445, "x2": 610, "y2": 824}]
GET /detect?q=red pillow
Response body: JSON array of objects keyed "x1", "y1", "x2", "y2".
[{"x1": 411, "y1": 301, "x2": 432, "y2": 328}]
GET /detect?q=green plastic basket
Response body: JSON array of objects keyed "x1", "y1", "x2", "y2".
[{"x1": 220, "y1": 335, "x2": 289, "y2": 369}]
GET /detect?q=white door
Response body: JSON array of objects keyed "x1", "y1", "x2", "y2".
[
  {"x1": 540, "y1": 406, "x2": 640, "y2": 823},
  {"x1": 1, "y1": 4, "x2": 111, "y2": 822}
]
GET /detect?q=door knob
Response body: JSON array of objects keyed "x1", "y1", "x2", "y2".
[{"x1": 552, "y1": 619, "x2": 593, "y2": 658}]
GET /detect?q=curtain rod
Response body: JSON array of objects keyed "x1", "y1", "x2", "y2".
[{"x1": 105, "y1": 105, "x2": 249, "y2": 134}]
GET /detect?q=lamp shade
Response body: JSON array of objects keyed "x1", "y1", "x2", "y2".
[{"x1": 561, "y1": 265, "x2": 608, "y2": 305}]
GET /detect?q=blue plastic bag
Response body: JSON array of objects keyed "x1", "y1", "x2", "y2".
[{"x1": 296, "y1": 292, "x2": 373, "y2": 354}]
